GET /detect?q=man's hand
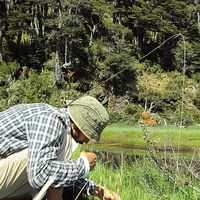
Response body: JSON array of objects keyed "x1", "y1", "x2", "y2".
[
  {"x1": 102, "y1": 188, "x2": 121, "y2": 200},
  {"x1": 91, "y1": 185, "x2": 121, "y2": 200},
  {"x1": 80, "y1": 151, "x2": 97, "y2": 171}
]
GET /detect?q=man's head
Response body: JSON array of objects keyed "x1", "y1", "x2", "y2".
[
  {"x1": 67, "y1": 96, "x2": 109, "y2": 143},
  {"x1": 70, "y1": 122, "x2": 89, "y2": 144}
]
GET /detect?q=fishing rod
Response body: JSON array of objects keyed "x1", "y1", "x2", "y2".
[{"x1": 34, "y1": 33, "x2": 186, "y2": 200}]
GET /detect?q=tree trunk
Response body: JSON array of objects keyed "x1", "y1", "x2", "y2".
[
  {"x1": 16, "y1": 31, "x2": 22, "y2": 55},
  {"x1": 64, "y1": 36, "x2": 70, "y2": 63},
  {"x1": 54, "y1": 0, "x2": 63, "y2": 86},
  {"x1": 86, "y1": 16, "x2": 98, "y2": 48},
  {"x1": 37, "y1": 4, "x2": 45, "y2": 36},
  {"x1": 89, "y1": 23, "x2": 97, "y2": 47},
  {"x1": 197, "y1": 11, "x2": 200, "y2": 33},
  {"x1": 0, "y1": 33, "x2": 3, "y2": 61},
  {"x1": 0, "y1": 0, "x2": 13, "y2": 62},
  {"x1": 58, "y1": 0, "x2": 62, "y2": 29},
  {"x1": 5, "y1": 0, "x2": 11, "y2": 15},
  {"x1": 55, "y1": 40, "x2": 62, "y2": 85},
  {"x1": 41, "y1": 4, "x2": 45, "y2": 36},
  {"x1": 34, "y1": 4, "x2": 39, "y2": 35},
  {"x1": 195, "y1": 0, "x2": 200, "y2": 32},
  {"x1": 0, "y1": 22, "x2": 4, "y2": 62}
]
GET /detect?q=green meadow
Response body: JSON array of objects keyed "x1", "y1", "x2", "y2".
[{"x1": 94, "y1": 123, "x2": 200, "y2": 150}]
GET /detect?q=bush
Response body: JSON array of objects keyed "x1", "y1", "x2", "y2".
[{"x1": 109, "y1": 104, "x2": 143, "y2": 125}]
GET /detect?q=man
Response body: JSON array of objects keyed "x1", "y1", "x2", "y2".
[{"x1": 0, "y1": 96, "x2": 120, "y2": 200}]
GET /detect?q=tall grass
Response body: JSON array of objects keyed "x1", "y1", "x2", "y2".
[{"x1": 88, "y1": 158, "x2": 200, "y2": 200}]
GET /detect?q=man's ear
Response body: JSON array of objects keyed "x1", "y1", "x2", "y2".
[
  {"x1": 71, "y1": 123, "x2": 75, "y2": 131},
  {"x1": 71, "y1": 123, "x2": 80, "y2": 136},
  {"x1": 71, "y1": 122, "x2": 76, "y2": 129}
]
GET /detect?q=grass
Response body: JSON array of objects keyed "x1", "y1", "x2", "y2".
[
  {"x1": 87, "y1": 158, "x2": 200, "y2": 200},
  {"x1": 88, "y1": 123, "x2": 200, "y2": 150}
]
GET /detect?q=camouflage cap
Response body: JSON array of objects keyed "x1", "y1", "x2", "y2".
[{"x1": 67, "y1": 96, "x2": 109, "y2": 142}]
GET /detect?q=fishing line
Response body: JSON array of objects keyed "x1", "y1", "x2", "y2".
[
  {"x1": 177, "y1": 33, "x2": 186, "y2": 160},
  {"x1": 139, "y1": 34, "x2": 189, "y2": 194},
  {"x1": 66, "y1": 33, "x2": 185, "y2": 106},
  {"x1": 73, "y1": 33, "x2": 187, "y2": 199}
]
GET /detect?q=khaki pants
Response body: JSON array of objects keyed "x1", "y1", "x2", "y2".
[
  {"x1": 0, "y1": 149, "x2": 37, "y2": 199},
  {"x1": 0, "y1": 134, "x2": 77, "y2": 199}
]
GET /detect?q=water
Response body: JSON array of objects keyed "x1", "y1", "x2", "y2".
[{"x1": 82, "y1": 143, "x2": 200, "y2": 169}]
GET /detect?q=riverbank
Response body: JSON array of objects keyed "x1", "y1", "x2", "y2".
[{"x1": 77, "y1": 123, "x2": 200, "y2": 199}]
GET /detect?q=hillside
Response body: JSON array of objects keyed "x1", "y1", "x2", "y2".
[{"x1": 0, "y1": 0, "x2": 200, "y2": 125}]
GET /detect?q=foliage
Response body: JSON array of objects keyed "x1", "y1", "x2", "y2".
[
  {"x1": 136, "y1": 70, "x2": 199, "y2": 125},
  {"x1": 97, "y1": 52, "x2": 137, "y2": 95},
  {"x1": 0, "y1": 61, "x2": 19, "y2": 83},
  {"x1": 0, "y1": 67, "x2": 79, "y2": 111},
  {"x1": 123, "y1": 104, "x2": 143, "y2": 124},
  {"x1": 173, "y1": 40, "x2": 200, "y2": 76},
  {"x1": 0, "y1": 0, "x2": 200, "y2": 125},
  {"x1": 5, "y1": 68, "x2": 55, "y2": 106}
]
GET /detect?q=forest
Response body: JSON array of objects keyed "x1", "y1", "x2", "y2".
[{"x1": 0, "y1": 0, "x2": 200, "y2": 126}]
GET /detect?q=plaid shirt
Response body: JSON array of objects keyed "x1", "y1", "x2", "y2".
[{"x1": 0, "y1": 103, "x2": 95, "y2": 194}]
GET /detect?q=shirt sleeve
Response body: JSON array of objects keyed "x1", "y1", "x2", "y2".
[{"x1": 25, "y1": 112, "x2": 88, "y2": 189}]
